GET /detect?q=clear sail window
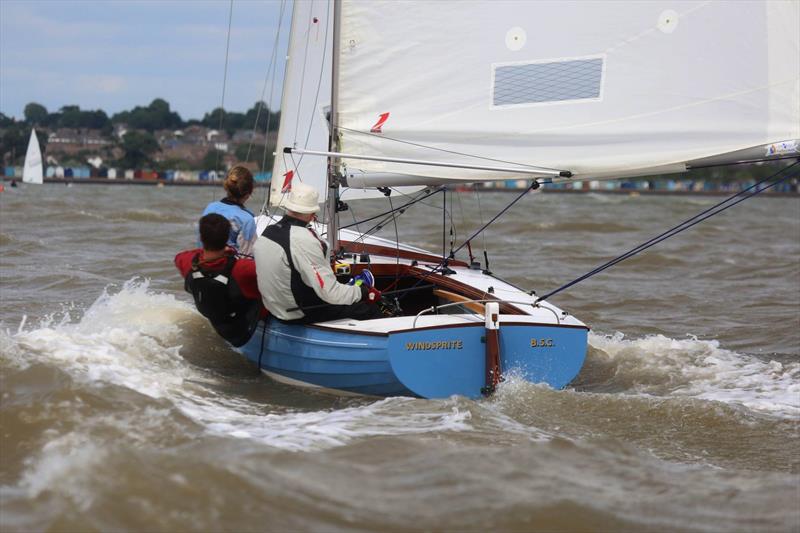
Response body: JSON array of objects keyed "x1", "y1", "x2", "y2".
[{"x1": 492, "y1": 57, "x2": 604, "y2": 107}]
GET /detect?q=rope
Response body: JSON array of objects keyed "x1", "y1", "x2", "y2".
[
  {"x1": 337, "y1": 125, "x2": 562, "y2": 173},
  {"x1": 247, "y1": 0, "x2": 287, "y2": 162},
  {"x1": 535, "y1": 161, "x2": 800, "y2": 303},
  {"x1": 473, "y1": 183, "x2": 488, "y2": 257},
  {"x1": 258, "y1": 1, "x2": 289, "y2": 215},
  {"x1": 257, "y1": 319, "x2": 267, "y2": 370},
  {"x1": 340, "y1": 186, "x2": 444, "y2": 230},
  {"x1": 395, "y1": 181, "x2": 537, "y2": 299},
  {"x1": 298, "y1": 0, "x2": 331, "y2": 167}
]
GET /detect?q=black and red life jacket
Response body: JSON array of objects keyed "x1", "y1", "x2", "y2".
[{"x1": 183, "y1": 253, "x2": 260, "y2": 347}]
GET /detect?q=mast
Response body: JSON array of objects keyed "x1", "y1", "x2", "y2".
[{"x1": 325, "y1": 0, "x2": 342, "y2": 257}]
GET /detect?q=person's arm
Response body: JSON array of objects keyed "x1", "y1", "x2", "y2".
[
  {"x1": 236, "y1": 213, "x2": 257, "y2": 256},
  {"x1": 174, "y1": 249, "x2": 200, "y2": 278},
  {"x1": 291, "y1": 230, "x2": 361, "y2": 306},
  {"x1": 232, "y1": 259, "x2": 261, "y2": 300}
]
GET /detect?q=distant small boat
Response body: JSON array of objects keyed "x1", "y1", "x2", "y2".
[{"x1": 22, "y1": 129, "x2": 43, "y2": 185}]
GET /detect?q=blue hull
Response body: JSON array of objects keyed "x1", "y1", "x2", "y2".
[{"x1": 240, "y1": 319, "x2": 588, "y2": 399}]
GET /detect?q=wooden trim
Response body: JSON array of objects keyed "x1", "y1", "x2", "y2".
[
  {"x1": 304, "y1": 319, "x2": 589, "y2": 336},
  {"x1": 390, "y1": 321, "x2": 589, "y2": 334},
  {"x1": 407, "y1": 267, "x2": 525, "y2": 315},
  {"x1": 492, "y1": 321, "x2": 590, "y2": 331},
  {"x1": 338, "y1": 240, "x2": 468, "y2": 267},
  {"x1": 433, "y1": 289, "x2": 486, "y2": 314}
]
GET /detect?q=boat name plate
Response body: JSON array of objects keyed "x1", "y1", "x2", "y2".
[{"x1": 405, "y1": 340, "x2": 464, "y2": 351}]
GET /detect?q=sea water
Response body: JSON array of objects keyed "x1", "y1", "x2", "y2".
[{"x1": 1, "y1": 184, "x2": 798, "y2": 531}]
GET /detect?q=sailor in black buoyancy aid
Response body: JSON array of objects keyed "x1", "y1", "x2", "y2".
[
  {"x1": 253, "y1": 182, "x2": 383, "y2": 324},
  {"x1": 175, "y1": 213, "x2": 264, "y2": 347}
]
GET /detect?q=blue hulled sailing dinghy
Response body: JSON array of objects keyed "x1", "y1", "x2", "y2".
[
  {"x1": 241, "y1": 222, "x2": 588, "y2": 398},
  {"x1": 235, "y1": 0, "x2": 798, "y2": 398}
]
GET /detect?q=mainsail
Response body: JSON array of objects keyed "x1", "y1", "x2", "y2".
[
  {"x1": 333, "y1": 0, "x2": 799, "y2": 185},
  {"x1": 22, "y1": 128, "x2": 43, "y2": 184}
]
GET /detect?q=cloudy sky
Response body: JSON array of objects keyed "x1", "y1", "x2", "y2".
[{"x1": 0, "y1": 0, "x2": 289, "y2": 121}]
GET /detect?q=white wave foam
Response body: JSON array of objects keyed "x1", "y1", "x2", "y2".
[
  {"x1": 8, "y1": 279, "x2": 195, "y2": 398},
  {"x1": 180, "y1": 396, "x2": 472, "y2": 452},
  {"x1": 589, "y1": 332, "x2": 800, "y2": 418},
  {"x1": 17, "y1": 432, "x2": 105, "y2": 511},
  {"x1": 3, "y1": 279, "x2": 472, "y2": 452}
]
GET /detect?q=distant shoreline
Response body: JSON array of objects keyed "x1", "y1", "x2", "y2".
[
  {"x1": 1, "y1": 177, "x2": 255, "y2": 188},
  {"x1": 1, "y1": 177, "x2": 797, "y2": 197}
]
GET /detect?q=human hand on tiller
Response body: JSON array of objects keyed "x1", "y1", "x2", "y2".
[
  {"x1": 348, "y1": 269, "x2": 375, "y2": 288},
  {"x1": 361, "y1": 286, "x2": 381, "y2": 304}
]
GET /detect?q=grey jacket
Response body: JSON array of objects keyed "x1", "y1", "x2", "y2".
[{"x1": 253, "y1": 216, "x2": 361, "y2": 321}]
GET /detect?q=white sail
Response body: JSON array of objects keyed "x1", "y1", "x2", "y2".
[
  {"x1": 22, "y1": 128, "x2": 43, "y2": 184},
  {"x1": 335, "y1": 0, "x2": 800, "y2": 185},
  {"x1": 270, "y1": 0, "x2": 419, "y2": 210},
  {"x1": 269, "y1": 0, "x2": 331, "y2": 208}
]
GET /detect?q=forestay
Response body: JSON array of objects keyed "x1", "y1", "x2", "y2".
[{"x1": 336, "y1": 0, "x2": 800, "y2": 185}]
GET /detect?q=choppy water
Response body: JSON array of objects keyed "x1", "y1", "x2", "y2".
[{"x1": 1, "y1": 184, "x2": 798, "y2": 532}]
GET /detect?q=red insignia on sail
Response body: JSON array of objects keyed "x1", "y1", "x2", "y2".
[
  {"x1": 370, "y1": 112, "x2": 390, "y2": 133},
  {"x1": 281, "y1": 170, "x2": 294, "y2": 193}
]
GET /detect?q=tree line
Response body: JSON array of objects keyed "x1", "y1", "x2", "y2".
[
  {"x1": 0, "y1": 98, "x2": 281, "y2": 168},
  {"x1": 1, "y1": 98, "x2": 280, "y2": 135}
]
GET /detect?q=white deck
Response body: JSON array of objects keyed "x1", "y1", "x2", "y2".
[{"x1": 255, "y1": 214, "x2": 587, "y2": 333}]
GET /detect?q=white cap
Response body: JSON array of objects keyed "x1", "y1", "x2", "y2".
[{"x1": 283, "y1": 182, "x2": 320, "y2": 213}]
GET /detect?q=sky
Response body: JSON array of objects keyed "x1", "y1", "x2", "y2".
[{"x1": 0, "y1": 0, "x2": 290, "y2": 121}]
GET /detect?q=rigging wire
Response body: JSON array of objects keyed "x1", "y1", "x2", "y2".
[
  {"x1": 535, "y1": 161, "x2": 800, "y2": 303},
  {"x1": 394, "y1": 182, "x2": 538, "y2": 299},
  {"x1": 213, "y1": 0, "x2": 235, "y2": 190},
  {"x1": 337, "y1": 125, "x2": 563, "y2": 173},
  {"x1": 298, "y1": 0, "x2": 331, "y2": 166},
  {"x1": 340, "y1": 186, "x2": 444, "y2": 229},
  {"x1": 292, "y1": 5, "x2": 313, "y2": 148},
  {"x1": 246, "y1": 0, "x2": 286, "y2": 161},
  {"x1": 348, "y1": 188, "x2": 455, "y2": 248},
  {"x1": 387, "y1": 195, "x2": 401, "y2": 286},
  {"x1": 473, "y1": 183, "x2": 488, "y2": 257},
  {"x1": 252, "y1": 0, "x2": 288, "y2": 214}
]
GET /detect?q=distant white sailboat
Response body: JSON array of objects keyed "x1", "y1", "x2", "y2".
[{"x1": 22, "y1": 128, "x2": 43, "y2": 184}]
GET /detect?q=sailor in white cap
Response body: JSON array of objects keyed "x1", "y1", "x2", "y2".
[{"x1": 253, "y1": 182, "x2": 382, "y2": 323}]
